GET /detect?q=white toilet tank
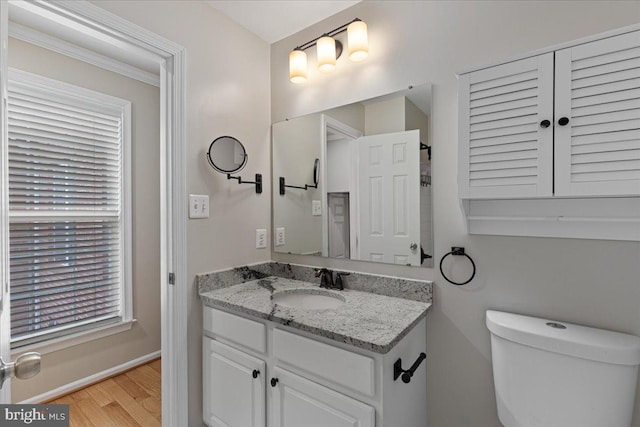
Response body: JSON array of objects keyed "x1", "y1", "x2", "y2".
[{"x1": 486, "y1": 310, "x2": 640, "y2": 427}]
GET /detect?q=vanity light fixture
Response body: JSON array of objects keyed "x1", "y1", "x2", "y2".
[{"x1": 288, "y1": 18, "x2": 369, "y2": 83}]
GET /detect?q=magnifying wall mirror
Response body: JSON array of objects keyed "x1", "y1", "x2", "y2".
[
  {"x1": 272, "y1": 84, "x2": 433, "y2": 267},
  {"x1": 207, "y1": 136, "x2": 262, "y2": 193},
  {"x1": 207, "y1": 136, "x2": 247, "y2": 174}
]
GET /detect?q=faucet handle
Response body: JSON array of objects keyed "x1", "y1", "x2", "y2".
[{"x1": 314, "y1": 268, "x2": 327, "y2": 277}]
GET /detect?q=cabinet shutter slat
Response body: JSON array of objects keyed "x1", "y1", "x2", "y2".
[
  {"x1": 459, "y1": 54, "x2": 554, "y2": 198},
  {"x1": 555, "y1": 30, "x2": 640, "y2": 196}
]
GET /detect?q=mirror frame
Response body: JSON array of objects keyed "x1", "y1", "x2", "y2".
[{"x1": 206, "y1": 135, "x2": 247, "y2": 174}]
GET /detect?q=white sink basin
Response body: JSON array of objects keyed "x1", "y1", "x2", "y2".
[{"x1": 271, "y1": 289, "x2": 346, "y2": 310}]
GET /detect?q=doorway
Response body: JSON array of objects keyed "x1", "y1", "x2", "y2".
[{"x1": 0, "y1": 2, "x2": 187, "y2": 425}]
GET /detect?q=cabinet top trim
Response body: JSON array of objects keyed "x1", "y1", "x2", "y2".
[{"x1": 456, "y1": 23, "x2": 640, "y2": 76}]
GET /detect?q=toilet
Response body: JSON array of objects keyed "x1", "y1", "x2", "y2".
[{"x1": 486, "y1": 310, "x2": 640, "y2": 427}]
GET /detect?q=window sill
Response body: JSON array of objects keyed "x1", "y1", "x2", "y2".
[{"x1": 11, "y1": 319, "x2": 137, "y2": 356}]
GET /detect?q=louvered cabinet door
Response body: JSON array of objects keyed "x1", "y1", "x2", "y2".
[
  {"x1": 555, "y1": 30, "x2": 640, "y2": 197},
  {"x1": 459, "y1": 53, "x2": 554, "y2": 199}
]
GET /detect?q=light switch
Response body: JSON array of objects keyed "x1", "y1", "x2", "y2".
[
  {"x1": 312, "y1": 200, "x2": 322, "y2": 216},
  {"x1": 189, "y1": 194, "x2": 209, "y2": 219},
  {"x1": 256, "y1": 229, "x2": 267, "y2": 249},
  {"x1": 275, "y1": 227, "x2": 285, "y2": 247}
]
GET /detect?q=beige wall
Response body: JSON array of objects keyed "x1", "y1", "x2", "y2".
[
  {"x1": 271, "y1": 2, "x2": 640, "y2": 427},
  {"x1": 89, "y1": 2, "x2": 272, "y2": 425},
  {"x1": 364, "y1": 96, "x2": 404, "y2": 135},
  {"x1": 272, "y1": 114, "x2": 323, "y2": 255},
  {"x1": 8, "y1": 38, "x2": 161, "y2": 402}
]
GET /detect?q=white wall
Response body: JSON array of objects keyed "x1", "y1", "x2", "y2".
[
  {"x1": 90, "y1": 2, "x2": 271, "y2": 425},
  {"x1": 271, "y1": 2, "x2": 640, "y2": 426},
  {"x1": 8, "y1": 38, "x2": 161, "y2": 403}
]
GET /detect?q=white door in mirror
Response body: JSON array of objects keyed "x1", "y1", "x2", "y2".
[{"x1": 189, "y1": 194, "x2": 209, "y2": 219}]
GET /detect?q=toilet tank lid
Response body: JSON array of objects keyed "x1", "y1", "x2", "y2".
[{"x1": 486, "y1": 310, "x2": 640, "y2": 366}]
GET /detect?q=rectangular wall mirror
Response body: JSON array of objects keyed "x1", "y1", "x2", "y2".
[{"x1": 272, "y1": 84, "x2": 433, "y2": 268}]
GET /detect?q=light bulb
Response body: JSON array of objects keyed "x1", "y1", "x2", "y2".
[
  {"x1": 317, "y1": 36, "x2": 337, "y2": 73},
  {"x1": 289, "y1": 49, "x2": 307, "y2": 83},
  {"x1": 347, "y1": 20, "x2": 368, "y2": 62}
]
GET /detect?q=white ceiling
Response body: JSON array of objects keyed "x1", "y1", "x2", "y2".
[{"x1": 206, "y1": 1, "x2": 362, "y2": 44}]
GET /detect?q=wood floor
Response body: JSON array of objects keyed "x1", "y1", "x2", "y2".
[{"x1": 49, "y1": 358, "x2": 161, "y2": 427}]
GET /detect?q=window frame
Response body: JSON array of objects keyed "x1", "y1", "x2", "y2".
[{"x1": 7, "y1": 68, "x2": 133, "y2": 352}]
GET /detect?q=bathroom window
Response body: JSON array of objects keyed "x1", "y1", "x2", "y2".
[{"x1": 7, "y1": 69, "x2": 132, "y2": 349}]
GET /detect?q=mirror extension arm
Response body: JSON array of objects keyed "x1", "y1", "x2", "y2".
[
  {"x1": 279, "y1": 158, "x2": 320, "y2": 195},
  {"x1": 279, "y1": 177, "x2": 317, "y2": 195},
  {"x1": 228, "y1": 173, "x2": 262, "y2": 194}
]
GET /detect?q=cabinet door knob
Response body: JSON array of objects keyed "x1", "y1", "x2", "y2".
[
  {"x1": 270, "y1": 377, "x2": 279, "y2": 387},
  {"x1": 252, "y1": 369, "x2": 260, "y2": 379},
  {"x1": 540, "y1": 119, "x2": 551, "y2": 128},
  {"x1": 558, "y1": 117, "x2": 570, "y2": 126}
]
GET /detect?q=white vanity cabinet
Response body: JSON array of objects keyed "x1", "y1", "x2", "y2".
[
  {"x1": 202, "y1": 305, "x2": 428, "y2": 427},
  {"x1": 457, "y1": 26, "x2": 640, "y2": 240},
  {"x1": 203, "y1": 338, "x2": 266, "y2": 427}
]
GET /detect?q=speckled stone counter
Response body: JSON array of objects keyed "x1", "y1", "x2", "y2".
[
  {"x1": 196, "y1": 261, "x2": 432, "y2": 303},
  {"x1": 199, "y1": 275, "x2": 431, "y2": 354}
]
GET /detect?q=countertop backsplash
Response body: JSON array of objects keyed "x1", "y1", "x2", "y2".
[{"x1": 196, "y1": 261, "x2": 433, "y2": 304}]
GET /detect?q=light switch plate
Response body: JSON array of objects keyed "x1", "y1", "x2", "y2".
[
  {"x1": 256, "y1": 229, "x2": 267, "y2": 249},
  {"x1": 275, "y1": 227, "x2": 285, "y2": 247},
  {"x1": 189, "y1": 194, "x2": 209, "y2": 219},
  {"x1": 312, "y1": 200, "x2": 322, "y2": 216}
]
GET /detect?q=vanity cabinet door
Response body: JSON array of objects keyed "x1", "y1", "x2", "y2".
[
  {"x1": 459, "y1": 53, "x2": 554, "y2": 199},
  {"x1": 203, "y1": 337, "x2": 265, "y2": 427},
  {"x1": 270, "y1": 367, "x2": 375, "y2": 427},
  {"x1": 554, "y1": 30, "x2": 640, "y2": 197}
]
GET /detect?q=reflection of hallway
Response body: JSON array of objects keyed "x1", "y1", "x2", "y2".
[{"x1": 49, "y1": 359, "x2": 161, "y2": 426}]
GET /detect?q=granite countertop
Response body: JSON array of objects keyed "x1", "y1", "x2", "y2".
[{"x1": 200, "y1": 275, "x2": 431, "y2": 354}]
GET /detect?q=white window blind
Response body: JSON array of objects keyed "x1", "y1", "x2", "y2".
[{"x1": 7, "y1": 69, "x2": 131, "y2": 347}]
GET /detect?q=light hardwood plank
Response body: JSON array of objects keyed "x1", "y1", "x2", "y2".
[
  {"x1": 102, "y1": 402, "x2": 141, "y2": 427},
  {"x1": 85, "y1": 382, "x2": 115, "y2": 407},
  {"x1": 125, "y1": 365, "x2": 160, "y2": 398},
  {"x1": 148, "y1": 359, "x2": 161, "y2": 374},
  {"x1": 71, "y1": 388, "x2": 90, "y2": 401},
  {"x1": 100, "y1": 378, "x2": 160, "y2": 426},
  {"x1": 139, "y1": 396, "x2": 161, "y2": 419},
  {"x1": 76, "y1": 396, "x2": 117, "y2": 427},
  {"x1": 67, "y1": 400, "x2": 96, "y2": 427},
  {"x1": 113, "y1": 374, "x2": 150, "y2": 402}
]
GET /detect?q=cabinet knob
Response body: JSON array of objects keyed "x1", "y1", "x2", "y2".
[
  {"x1": 558, "y1": 117, "x2": 570, "y2": 126},
  {"x1": 270, "y1": 377, "x2": 279, "y2": 387},
  {"x1": 540, "y1": 119, "x2": 551, "y2": 128},
  {"x1": 252, "y1": 369, "x2": 260, "y2": 379}
]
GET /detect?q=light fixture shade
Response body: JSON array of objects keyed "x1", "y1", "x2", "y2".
[
  {"x1": 317, "y1": 36, "x2": 337, "y2": 73},
  {"x1": 347, "y1": 20, "x2": 368, "y2": 62},
  {"x1": 289, "y1": 49, "x2": 307, "y2": 83}
]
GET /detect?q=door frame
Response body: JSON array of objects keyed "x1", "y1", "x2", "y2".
[
  {"x1": 320, "y1": 115, "x2": 362, "y2": 258},
  {"x1": 0, "y1": 1, "x2": 188, "y2": 425}
]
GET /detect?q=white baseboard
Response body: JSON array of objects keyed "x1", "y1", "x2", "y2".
[{"x1": 19, "y1": 350, "x2": 161, "y2": 404}]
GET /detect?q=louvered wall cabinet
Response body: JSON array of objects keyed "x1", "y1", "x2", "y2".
[{"x1": 457, "y1": 26, "x2": 640, "y2": 241}]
